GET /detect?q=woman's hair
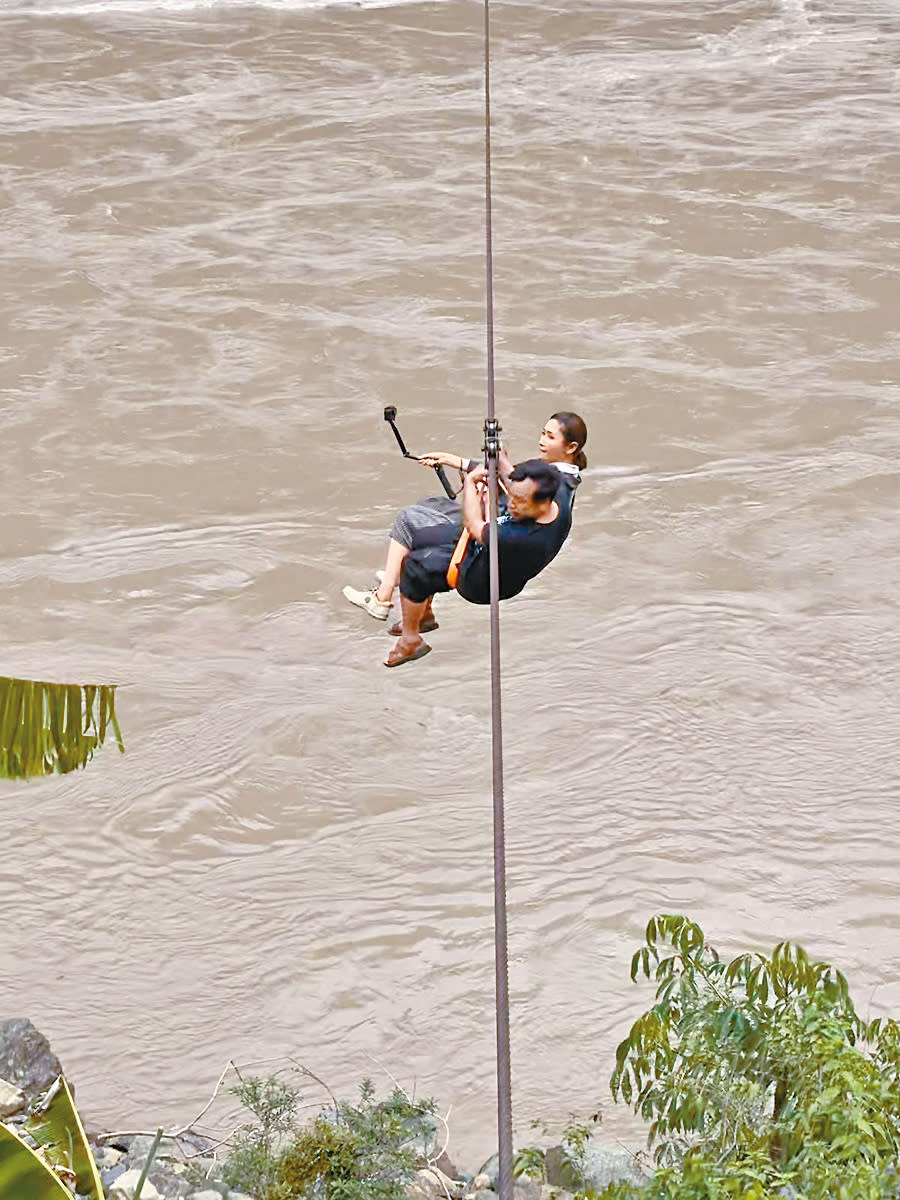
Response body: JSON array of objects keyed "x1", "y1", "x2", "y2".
[{"x1": 550, "y1": 411, "x2": 588, "y2": 470}]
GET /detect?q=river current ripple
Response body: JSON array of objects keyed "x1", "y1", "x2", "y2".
[{"x1": 1, "y1": 0, "x2": 899, "y2": 1162}]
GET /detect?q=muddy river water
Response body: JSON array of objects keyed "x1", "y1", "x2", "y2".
[{"x1": 1, "y1": 0, "x2": 899, "y2": 1164}]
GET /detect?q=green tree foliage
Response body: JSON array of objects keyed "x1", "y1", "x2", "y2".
[
  {"x1": 600, "y1": 915, "x2": 900, "y2": 1200},
  {"x1": 221, "y1": 1077, "x2": 438, "y2": 1200},
  {"x1": 0, "y1": 676, "x2": 123, "y2": 778}
]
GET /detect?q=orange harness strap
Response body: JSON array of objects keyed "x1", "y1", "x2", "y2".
[
  {"x1": 447, "y1": 481, "x2": 487, "y2": 588},
  {"x1": 446, "y1": 528, "x2": 471, "y2": 589}
]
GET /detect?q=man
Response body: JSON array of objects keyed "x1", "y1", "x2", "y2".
[{"x1": 384, "y1": 458, "x2": 569, "y2": 667}]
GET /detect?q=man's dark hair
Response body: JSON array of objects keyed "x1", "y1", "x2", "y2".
[{"x1": 509, "y1": 459, "x2": 559, "y2": 502}]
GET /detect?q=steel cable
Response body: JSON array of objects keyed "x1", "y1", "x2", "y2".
[{"x1": 481, "y1": 2, "x2": 514, "y2": 1200}]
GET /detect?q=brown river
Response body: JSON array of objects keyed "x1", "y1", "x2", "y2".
[{"x1": 2, "y1": 0, "x2": 900, "y2": 1165}]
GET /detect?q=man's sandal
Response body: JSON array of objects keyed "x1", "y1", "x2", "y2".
[
  {"x1": 384, "y1": 642, "x2": 432, "y2": 668},
  {"x1": 388, "y1": 618, "x2": 439, "y2": 636}
]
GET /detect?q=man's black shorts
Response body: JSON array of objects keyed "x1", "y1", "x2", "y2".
[{"x1": 399, "y1": 523, "x2": 460, "y2": 604}]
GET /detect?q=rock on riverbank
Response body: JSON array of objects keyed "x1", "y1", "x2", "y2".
[
  {"x1": 0, "y1": 1018, "x2": 251, "y2": 1200},
  {"x1": 0, "y1": 1018, "x2": 645, "y2": 1200}
]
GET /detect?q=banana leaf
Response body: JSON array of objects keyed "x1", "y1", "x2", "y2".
[
  {"x1": 0, "y1": 676, "x2": 124, "y2": 779},
  {"x1": 0, "y1": 1120, "x2": 73, "y2": 1198},
  {"x1": 26, "y1": 1075, "x2": 104, "y2": 1200}
]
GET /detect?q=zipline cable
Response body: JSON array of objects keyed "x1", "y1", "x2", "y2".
[{"x1": 481, "y1": 3, "x2": 514, "y2": 1200}]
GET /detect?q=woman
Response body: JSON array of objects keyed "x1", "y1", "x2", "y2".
[{"x1": 343, "y1": 411, "x2": 588, "y2": 625}]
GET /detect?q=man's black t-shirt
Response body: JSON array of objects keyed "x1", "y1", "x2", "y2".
[{"x1": 455, "y1": 505, "x2": 569, "y2": 605}]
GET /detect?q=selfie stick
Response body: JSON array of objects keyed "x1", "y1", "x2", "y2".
[{"x1": 383, "y1": 406, "x2": 456, "y2": 500}]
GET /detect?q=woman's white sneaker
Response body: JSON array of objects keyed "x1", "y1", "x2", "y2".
[{"x1": 343, "y1": 585, "x2": 391, "y2": 620}]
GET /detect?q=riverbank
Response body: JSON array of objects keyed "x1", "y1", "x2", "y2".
[{"x1": 0, "y1": 1019, "x2": 644, "y2": 1200}]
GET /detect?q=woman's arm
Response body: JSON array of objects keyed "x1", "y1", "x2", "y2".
[
  {"x1": 420, "y1": 448, "x2": 511, "y2": 476},
  {"x1": 417, "y1": 450, "x2": 469, "y2": 471}
]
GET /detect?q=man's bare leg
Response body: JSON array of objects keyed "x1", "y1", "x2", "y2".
[
  {"x1": 388, "y1": 594, "x2": 436, "y2": 636},
  {"x1": 397, "y1": 592, "x2": 428, "y2": 649},
  {"x1": 374, "y1": 538, "x2": 408, "y2": 604},
  {"x1": 385, "y1": 592, "x2": 431, "y2": 664}
]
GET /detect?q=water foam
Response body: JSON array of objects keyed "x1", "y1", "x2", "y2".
[{"x1": 699, "y1": 0, "x2": 821, "y2": 68}]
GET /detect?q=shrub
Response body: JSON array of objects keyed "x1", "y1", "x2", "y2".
[
  {"x1": 278, "y1": 1079, "x2": 437, "y2": 1200},
  {"x1": 221, "y1": 1076, "x2": 301, "y2": 1198},
  {"x1": 600, "y1": 915, "x2": 900, "y2": 1199},
  {"x1": 221, "y1": 1076, "x2": 437, "y2": 1200}
]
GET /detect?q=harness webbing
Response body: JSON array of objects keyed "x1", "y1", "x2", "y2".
[{"x1": 482, "y1": 4, "x2": 514, "y2": 1200}]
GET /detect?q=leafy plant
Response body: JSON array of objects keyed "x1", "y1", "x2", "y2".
[
  {"x1": 513, "y1": 1145, "x2": 547, "y2": 1180},
  {"x1": 27, "y1": 1075, "x2": 104, "y2": 1200},
  {"x1": 220, "y1": 1076, "x2": 438, "y2": 1200},
  {"x1": 221, "y1": 1076, "x2": 301, "y2": 1199},
  {"x1": 0, "y1": 676, "x2": 124, "y2": 778},
  {"x1": 0, "y1": 1074, "x2": 103, "y2": 1199},
  {"x1": 604, "y1": 915, "x2": 900, "y2": 1199},
  {"x1": 0, "y1": 1122, "x2": 74, "y2": 1199},
  {"x1": 278, "y1": 1080, "x2": 437, "y2": 1200}
]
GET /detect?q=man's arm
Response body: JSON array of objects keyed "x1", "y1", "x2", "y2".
[{"x1": 462, "y1": 464, "x2": 488, "y2": 543}]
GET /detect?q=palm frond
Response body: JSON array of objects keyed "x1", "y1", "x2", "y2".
[{"x1": 0, "y1": 676, "x2": 124, "y2": 779}]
